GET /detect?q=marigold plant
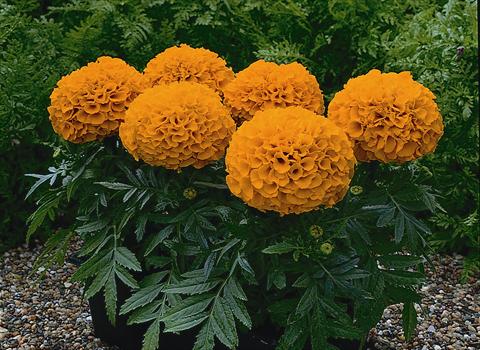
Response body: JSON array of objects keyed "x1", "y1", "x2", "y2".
[
  {"x1": 143, "y1": 44, "x2": 234, "y2": 94},
  {"x1": 225, "y1": 106, "x2": 355, "y2": 215},
  {"x1": 328, "y1": 69, "x2": 444, "y2": 163},
  {"x1": 119, "y1": 82, "x2": 235, "y2": 169},
  {"x1": 223, "y1": 60, "x2": 324, "y2": 123},
  {"x1": 48, "y1": 57, "x2": 144, "y2": 143}
]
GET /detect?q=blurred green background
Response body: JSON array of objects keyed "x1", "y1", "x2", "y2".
[{"x1": 0, "y1": 0, "x2": 478, "y2": 277}]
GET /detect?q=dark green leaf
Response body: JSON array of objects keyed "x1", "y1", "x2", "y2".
[
  {"x1": 262, "y1": 242, "x2": 298, "y2": 254},
  {"x1": 402, "y1": 302, "x2": 417, "y2": 341},
  {"x1": 142, "y1": 318, "x2": 161, "y2": 350},
  {"x1": 115, "y1": 247, "x2": 142, "y2": 271},
  {"x1": 164, "y1": 313, "x2": 209, "y2": 333},
  {"x1": 211, "y1": 296, "x2": 238, "y2": 348},
  {"x1": 115, "y1": 265, "x2": 140, "y2": 289},
  {"x1": 121, "y1": 285, "x2": 162, "y2": 315},
  {"x1": 104, "y1": 270, "x2": 117, "y2": 325},
  {"x1": 193, "y1": 321, "x2": 215, "y2": 350},
  {"x1": 95, "y1": 182, "x2": 133, "y2": 190},
  {"x1": 144, "y1": 225, "x2": 175, "y2": 256},
  {"x1": 162, "y1": 277, "x2": 220, "y2": 295},
  {"x1": 394, "y1": 214, "x2": 405, "y2": 243}
]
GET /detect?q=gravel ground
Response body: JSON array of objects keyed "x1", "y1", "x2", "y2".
[{"x1": 0, "y1": 243, "x2": 479, "y2": 350}]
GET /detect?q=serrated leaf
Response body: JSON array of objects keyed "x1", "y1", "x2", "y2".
[
  {"x1": 211, "y1": 296, "x2": 238, "y2": 348},
  {"x1": 140, "y1": 271, "x2": 169, "y2": 287},
  {"x1": 276, "y1": 318, "x2": 307, "y2": 350},
  {"x1": 225, "y1": 277, "x2": 247, "y2": 301},
  {"x1": 115, "y1": 247, "x2": 141, "y2": 271},
  {"x1": 237, "y1": 254, "x2": 255, "y2": 276},
  {"x1": 319, "y1": 299, "x2": 352, "y2": 325},
  {"x1": 402, "y1": 302, "x2": 417, "y2": 341},
  {"x1": 120, "y1": 285, "x2": 162, "y2": 315},
  {"x1": 164, "y1": 312, "x2": 209, "y2": 333},
  {"x1": 193, "y1": 321, "x2": 215, "y2": 350},
  {"x1": 128, "y1": 301, "x2": 162, "y2": 325},
  {"x1": 78, "y1": 231, "x2": 108, "y2": 257},
  {"x1": 95, "y1": 182, "x2": 133, "y2": 190},
  {"x1": 104, "y1": 271, "x2": 117, "y2": 325},
  {"x1": 115, "y1": 265, "x2": 139, "y2": 289},
  {"x1": 71, "y1": 251, "x2": 113, "y2": 282},
  {"x1": 296, "y1": 285, "x2": 317, "y2": 316},
  {"x1": 144, "y1": 225, "x2": 175, "y2": 256},
  {"x1": 395, "y1": 214, "x2": 405, "y2": 243},
  {"x1": 162, "y1": 277, "x2": 220, "y2": 295},
  {"x1": 161, "y1": 294, "x2": 214, "y2": 323},
  {"x1": 142, "y1": 318, "x2": 161, "y2": 350},
  {"x1": 348, "y1": 220, "x2": 371, "y2": 245},
  {"x1": 292, "y1": 273, "x2": 311, "y2": 288},
  {"x1": 75, "y1": 220, "x2": 108, "y2": 233},
  {"x1": 123, "y1": 188, "x2": 138, "y2": 202},
  {"x1": 310, "y1": 303, "x2": 327, "y2": 350},
  {"x1": 224, "y1": 291, "x2": 252, "y2": 329},
  {"x1": 203, "y1": 252, "x2": 217, "y2": 279},
  {"x1": 85, "y1": 264, "x2": 113, "y2": 299},
  {"x1": 135, "y1": 215, "x2": 148, "y2": 242},
  {"x1": 269, "y1": 270, "x2": 286, "y2": 290},
  {"x1": 376, "y1": 207, "x2": 396, "y2": 227},
  {"x1": 218, "y1": 238, "x2": 241, "y2": 261},
  {"x1": 262, "y1": 242, "x2": 298, "y2": 254},
  {"x1": 408, "y1": 215, "x2": 431, "y2": 234}
]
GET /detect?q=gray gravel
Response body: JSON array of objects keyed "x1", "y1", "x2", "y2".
[
  {"x1": 0, "y1": 243, "x2": 112, "y2": 350},
  {"x1": 369, "y1": 254, "x2": 480, "y2": 350},
  {"x1": 0, "y1": 243, "x2": 479, "y2": 350}
]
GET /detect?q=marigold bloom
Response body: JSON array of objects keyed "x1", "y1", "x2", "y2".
[
  {"x1": 223, "y1": 60, "x2": 324, "y2": 123},
  {"x1": 143, "y1": 44, "x2": 234, "y2": 94},
  {"x1": 225, "y1": 107, "x2": 355, "y2": 215},
  {"x1": 120, "y1": 82, "x2": 235, "y2": 170},
  {"x1": 328, "y1": 69, "x2": 444, "y2": 163},
  {"x1": 48, "y1": 57, "x2": 144, "y2": 143}
]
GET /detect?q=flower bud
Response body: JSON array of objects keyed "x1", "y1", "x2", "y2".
[
  {"x1": 350, "y1": 186, "x2": 363, "y2": 195},
  {"x1": 309, "y1": 225, "x2": 323, "y2": 239},
  {"x1": 183, "y1": 187, "x2": 197, "y2": 200},
  {"x1": 320, "y1": 242, "x2": 334, "y2": 255}
]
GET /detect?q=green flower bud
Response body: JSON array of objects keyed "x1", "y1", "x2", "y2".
[
  {"x1": 320, "y1": 242, "x2": 334, "y2": 255},
  {"x1": 183, "y1": 187, "x2": 197, "y2": 200},
  {"x1": 350, "y1": 185, "x2": 363, "y2": 195},
  {"x1": 309, "y1": 225, "x2": 323, "y2": 239}
]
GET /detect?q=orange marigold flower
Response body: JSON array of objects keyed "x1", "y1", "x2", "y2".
[
  {"x1": 225, "y1": 107, "x2": 355, "y2": 215},
  {"x1": 119, "y1": 82, "x2": 236, "y2": 170},
  {"x1": 328, "y1": 69, "x2": 444, "y2": 163},
  {"x1": 48, "y1": 57, "x2": 144, "y2": 143},
  {"x1": 223, "y1": 60, "x2": 324, "y2": 124},
  {"x1": 143, "y1": 44, "x2": 234, "y2": 94}
]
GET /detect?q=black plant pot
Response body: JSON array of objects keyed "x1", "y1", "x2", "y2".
[
  {"x1": 68, "y1": 254, "x2": 366, "y2": 350},
  {"x1": 88, "y1": 281, "x2": 367, "y2": 350}
]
